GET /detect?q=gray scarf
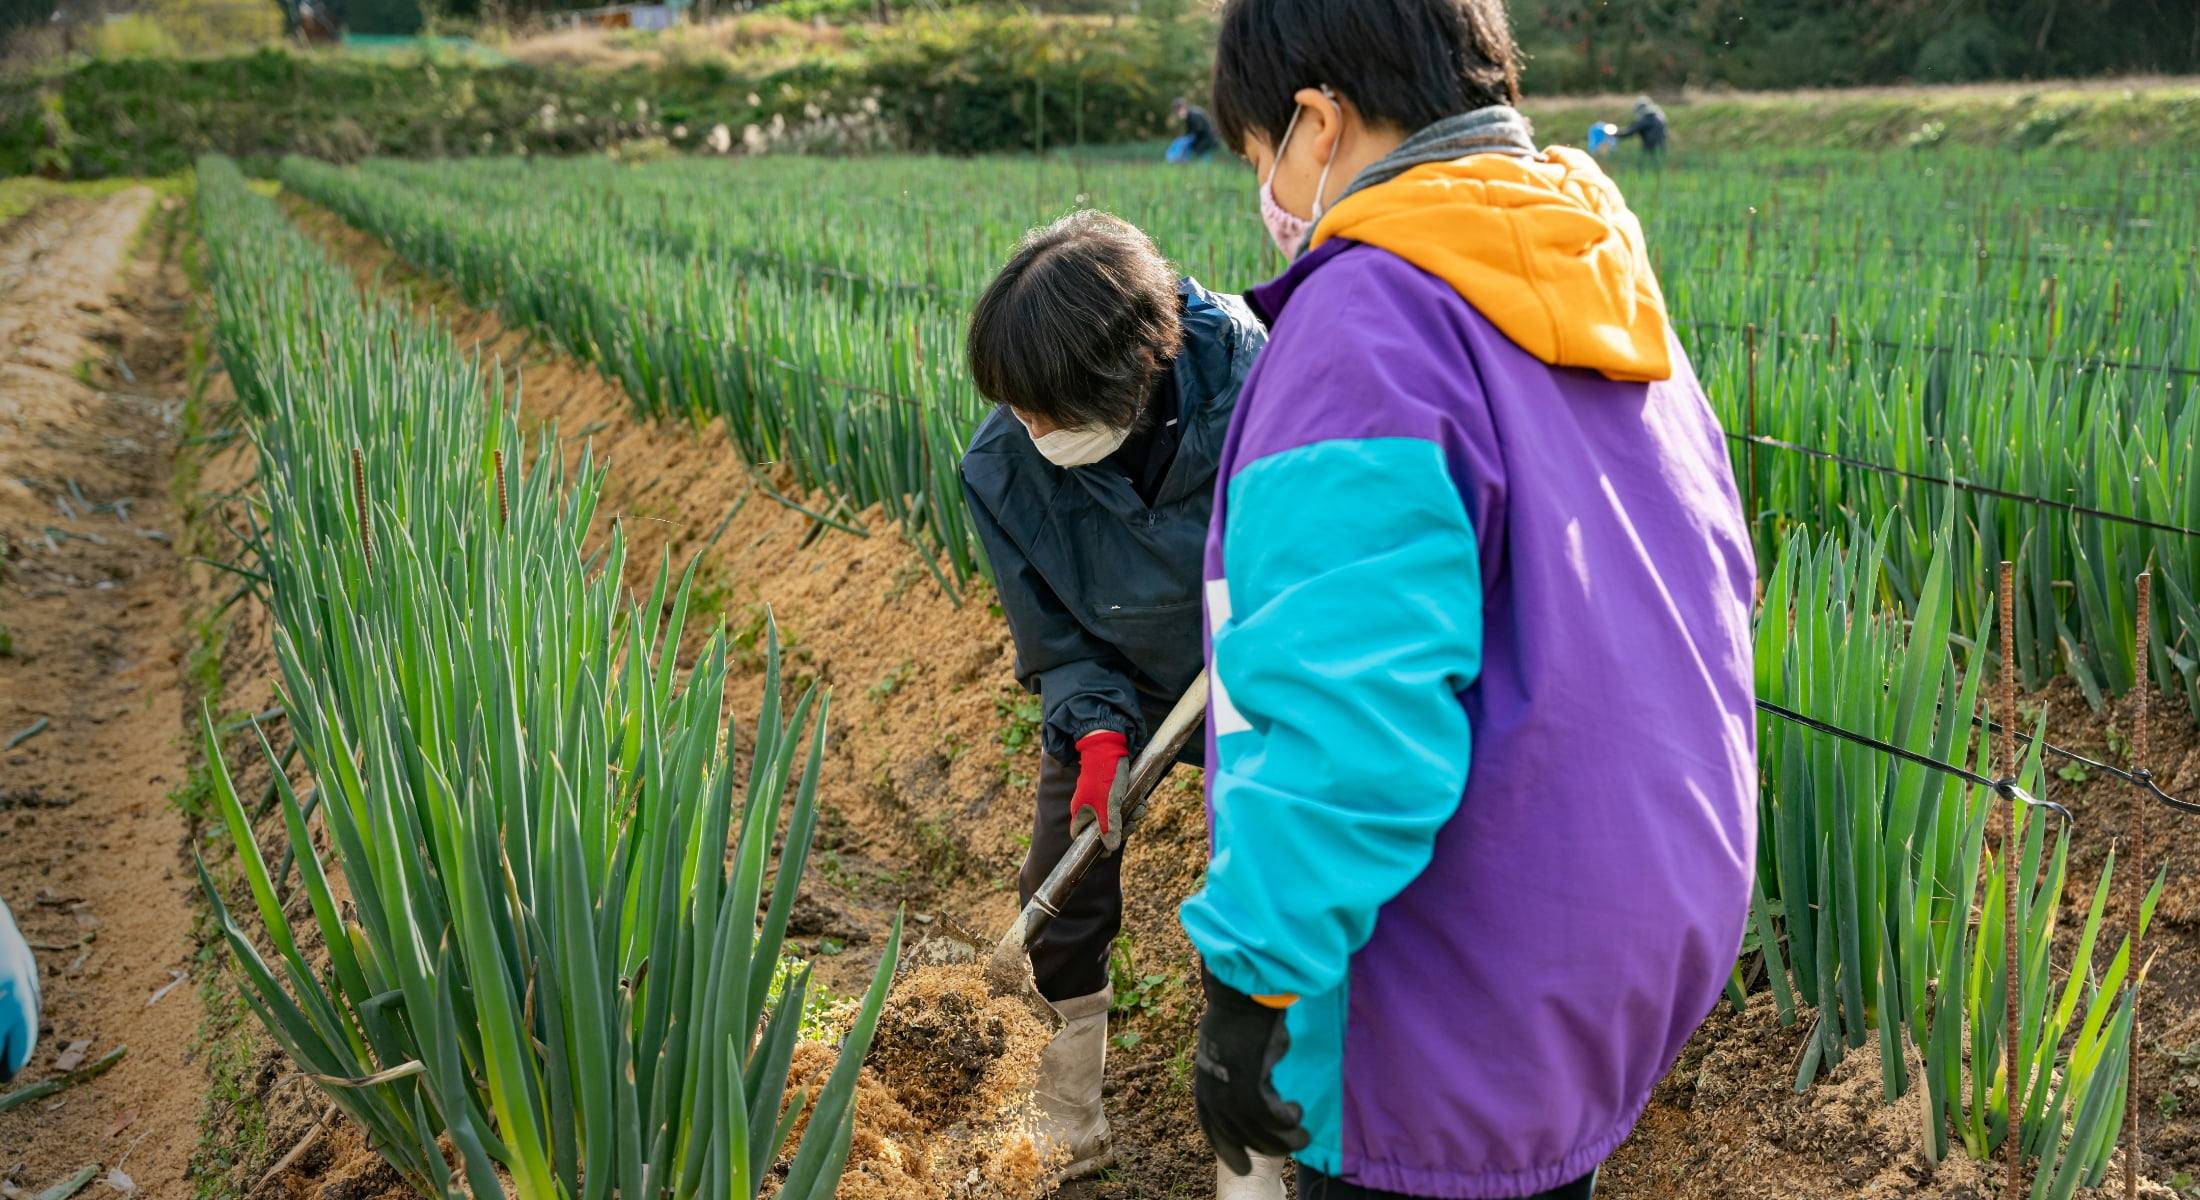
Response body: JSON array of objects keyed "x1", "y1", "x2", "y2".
[{"x1": 1298, "y1": 104, "x2": 1538, "y2": 255}]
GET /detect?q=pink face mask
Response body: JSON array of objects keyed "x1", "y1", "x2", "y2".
[{"x1": 1259, "y1": 87, "x2": 1341, "y2": 261}]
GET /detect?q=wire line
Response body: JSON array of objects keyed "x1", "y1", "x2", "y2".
[
  {"x1": 1755, "y1": 698, "x2": 2071, "y2": 820},
  {"x1": 1726, "y1": 431, "x2": 2200, "y2": 539}
]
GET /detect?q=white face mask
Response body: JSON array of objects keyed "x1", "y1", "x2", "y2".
[{"x1": 1023, "y1": 418, "x2": 1131, "y2": 468}]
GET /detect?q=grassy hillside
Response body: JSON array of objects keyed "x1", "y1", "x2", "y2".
[{"x1": 1525, "y1": 78, "x2": 2200, "y2": 153}]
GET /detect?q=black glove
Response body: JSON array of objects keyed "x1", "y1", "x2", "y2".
[{"x1": 1193, "y1": 965, "x2": 1311, "y2": 1175}]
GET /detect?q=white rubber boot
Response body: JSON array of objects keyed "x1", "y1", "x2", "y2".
[
  {"x1": 1032, "y1": 987, "x2": 1115, "y2": 1183},
  {"x1": 1214, "y1": 1151, "x2": 1288, "y2": 1200}
]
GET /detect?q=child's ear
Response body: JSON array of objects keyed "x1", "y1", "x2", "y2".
[{"x1": 1288, "y1": 86, "x2": 1347, "y2": 167}]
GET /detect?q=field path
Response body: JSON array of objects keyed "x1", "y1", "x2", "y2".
[{"x1": 0, "y1": 191, "x2": 204, "y2": 1198}]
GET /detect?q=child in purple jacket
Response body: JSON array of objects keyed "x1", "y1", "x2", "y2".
[{"x1": 1179, "y1": 1, "x2": 1760, "y2": 1197}]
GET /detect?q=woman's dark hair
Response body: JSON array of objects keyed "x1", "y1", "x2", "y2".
[
  {"x1": 1211, "y1": 0, "x2": 1521, "y2": 156},
  {"x1": 967, "y1": 211, "x2": 1183, "y2": 431}
]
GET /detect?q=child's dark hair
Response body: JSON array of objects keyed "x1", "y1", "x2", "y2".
[
  {"x1": 966, "y1": 211, "x2": 1182, "y2": 432},
  {"x1": 1211, "y1": 0, "x2": 1521, "y2": 157}
]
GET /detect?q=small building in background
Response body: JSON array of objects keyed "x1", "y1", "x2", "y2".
[{"x1": 548, "y1": 2, "x2": 684, "y2": 31}]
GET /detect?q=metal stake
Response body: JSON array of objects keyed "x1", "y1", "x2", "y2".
[
  {"x1": 2001, "y1": 561, "x2": 2022, "y2": 1200},
  {"x1": 2124, "y1": 571, "x2": 2152, "y2": 1200}
]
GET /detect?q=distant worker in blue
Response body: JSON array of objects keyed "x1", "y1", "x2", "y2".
[
  {"x1": 1615, "y1": 96, "x2": 1668, "y2": 160},
  {"x1": 1168, "y1": 97, "x2": 1224, "y2": 164},
  {"x1": 2, "y1": 895, "x2": 38, "y2": 1084}
]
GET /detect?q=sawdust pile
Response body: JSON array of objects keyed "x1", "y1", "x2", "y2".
[{"x1": 783, "y1": 961, "x2": 1062, "y2": 1200}]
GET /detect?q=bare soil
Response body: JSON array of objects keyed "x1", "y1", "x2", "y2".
[
  {"x1": 268, "y1": 191, "x2": 2200, "y2": 1200},
  {"x1": 0, "y1": 192, "x2": 205, "y2": 1198},
  {"x1": 1600, "y1": 993, "x2": 2160, "y2": 1200}
]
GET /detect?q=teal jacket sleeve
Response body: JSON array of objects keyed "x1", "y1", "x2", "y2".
[
  {"x1": 0, "y1": 896, "x2": 38, "y2": 1083},
  {"x1": 1179, "y1": 437, "x2": 1483, "y2": 1000}
]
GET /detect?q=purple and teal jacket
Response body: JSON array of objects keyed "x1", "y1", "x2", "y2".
[{"x1": 1180, "y1": 149, "x2": 1758, "y2": 1198}]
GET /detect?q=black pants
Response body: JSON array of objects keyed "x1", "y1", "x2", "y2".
[
  {"x1": 1021, "y1": 750, "x2": 1122, "y2": 1002},
  {"x1": 1298, "y1": 1164, "x2": 1596, "y2": 1200}
]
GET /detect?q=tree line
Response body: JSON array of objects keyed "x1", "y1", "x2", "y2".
[{"x1": 1513, "y1": 0, "x2": 2198, "y2": 91}]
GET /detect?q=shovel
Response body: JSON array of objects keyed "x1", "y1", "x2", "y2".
[{"x1": 969, "y1": 670, "x2": 1209, "y2": 999}]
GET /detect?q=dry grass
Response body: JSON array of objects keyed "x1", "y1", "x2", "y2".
[
  {"x1": 505, "y1": 15, "x2": 850, "y2": 74},
  {"x1": 1524, "y1": 73, "x2": 2200, "y2": 112}
]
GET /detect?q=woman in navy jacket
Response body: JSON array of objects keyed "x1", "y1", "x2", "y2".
[{"x1": 959, "y1": 211, "x2": 1267, "y2": 1188}]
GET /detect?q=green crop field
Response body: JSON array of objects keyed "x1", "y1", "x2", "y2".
[
  {"x1": 192, "y1": 156, "x2": 900, "y2": 1200},
  {"x1": 275, "y1": 150, "x2": 2200, "y2": 726},
  {"x1": 181, "y1": 143, "x2": 2199, "y2": 1199}
]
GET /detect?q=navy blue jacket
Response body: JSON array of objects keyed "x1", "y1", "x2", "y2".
[
  {"x1": 1182, "y1": 105, "x2": 1222, "y2": 157},
  {"x1": 961, "y1": 279, "x2": 1266, "y2": 764},
  {"x1": 1618, "y1": 104, "x2": 1668, "y2": 152}
]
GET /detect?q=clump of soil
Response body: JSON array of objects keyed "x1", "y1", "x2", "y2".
[
  {"x1": 786, "y1": 961, "x2": 1059, "y2": 1200},
  {"x1": 868, "y1": 963, "x2": 1032, "y2": 1127}
]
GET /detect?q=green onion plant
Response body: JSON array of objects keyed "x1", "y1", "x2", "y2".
[
  {"x1": 274, "y1": 149, "x2": 2199, "y2": 720},
  {"x1": 1752, "y1": 522, "x2": 2162, "y2": 1195},
  {"x1": 195, "y1": 154, "x2": 894, "y2": 1200},
  {"x1": 250, "y1": 145, "x2": 2197, "y2": 1187}
]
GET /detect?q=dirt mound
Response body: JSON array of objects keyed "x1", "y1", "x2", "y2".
[
  {"x1": 868, "y1": 962, "x2": 1044, "y2": 1129},
  {"x1": 784, "y1": 962, "x2": 1058, "y2": 1200},
  {"x1": 1601, "y1": 993, "x2": 2174, "y2": 1200}
]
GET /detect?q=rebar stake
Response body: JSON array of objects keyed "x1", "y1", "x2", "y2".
[
  {"x1": 352, "y1": 447, "x2": 374, "y2": 570},
  {"x1": 2000, "y1": 560, "x2": 2022, "y2": 1200},
  {"x1": 2125, "y1": 571, "x2": 2152, "y2": 1200},
  {"x1": 1746, "y1": 322, "x2": 1759, "y2": 539}
]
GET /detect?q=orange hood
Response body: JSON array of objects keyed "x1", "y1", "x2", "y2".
[{"x1": 1311, "y1": 145, "x2": 1673, "y2": 382}]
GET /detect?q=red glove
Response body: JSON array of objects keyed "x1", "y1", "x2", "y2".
[{"x1": 1070, "y1": 729, "x2": 1130, "y2": 839}]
